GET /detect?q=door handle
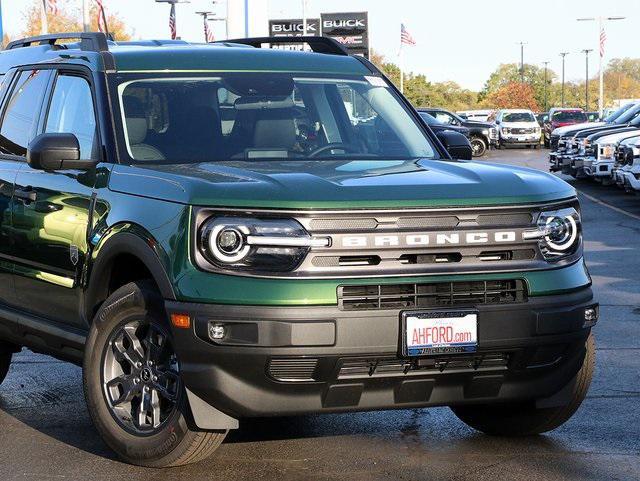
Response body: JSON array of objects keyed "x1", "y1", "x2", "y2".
[{"x1": 14, "y1": 187, "x2": 37, "y2": 203}]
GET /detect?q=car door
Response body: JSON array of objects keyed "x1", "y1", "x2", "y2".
[
  {"x1": 0, "y1": 69, "x2": 51, "y2": 308},
  {"x1": 12, "y1": 69, "x2": 99, "y2": 327}
]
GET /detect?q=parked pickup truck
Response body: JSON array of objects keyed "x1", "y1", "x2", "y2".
[
  {"x1": 0, "y1": 32, "x2": 597, "y2": 468},
  {"x1": 419, "y1": 107, "x2": 498, "y2": 157}
]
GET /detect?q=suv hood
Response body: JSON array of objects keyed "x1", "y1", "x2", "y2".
[
  {"x1": 463, "y1": 120, "x2": 494, "y2": 129},
  {"x1": 109, "y1": 159, "x2": 575, "y2": 209},
  {"x1": 594, "y1": 129, "x2": 640, "y2": 145},
  {"x1": 553, "y1": 121, "x2": 605, "y2": 136}
]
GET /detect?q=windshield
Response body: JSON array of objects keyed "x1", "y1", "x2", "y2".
[
  {"x1": 605, "y1": 103, "x2": 634, "y2": 122},
  {"x1": 418, "y1": 112, "x2": 440, "y2": 125},
  {"x1": 115, "y1": 73, "x2": 436, "y2": 163},
  {"x1": 615, "y1": 104, "x2": 640, "y2": 124},
  {"x1": 552, "y1": 110, "x2": 587, "y2": 122},
  {"x1": 502, "y1": 112, "x2": 535, "y2": 123}
]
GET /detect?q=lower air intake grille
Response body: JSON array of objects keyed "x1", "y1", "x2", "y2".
[
  {"x1": 338, "y1": 280, "x2": 527, "y2": 311},
  {"x1": 268, "y1": 358, "x2": 318, "y2": 382},
  {"x1": 338, "y1": 354, "x2": 510, "y2": 379}
]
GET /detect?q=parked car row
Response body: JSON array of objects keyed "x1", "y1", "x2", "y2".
[{"x1": 548, "y1": 102, "x2": 640, "y2": 193}]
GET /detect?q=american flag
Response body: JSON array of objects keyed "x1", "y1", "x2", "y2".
[
  {"x1": 600, "y1": 27, "x2": 606, "y2": 58},
  {"x1": 169, "y1": 4, "x2": 177, "y2": 39},
  {"x1": 96, "y1": 0, "x2": 107, "y2": 34},
  {"x1": 401, "y1": 23, "x2": 416, "y2": 46},
  {"x1": 204, "y1": 19, "x2": 215, "y2": 43},
  {"x1": 46, "y1": 0, "x2": 59, "y2": 15}
]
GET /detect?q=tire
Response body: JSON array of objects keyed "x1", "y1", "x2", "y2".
[
  {"x1": 83, "y1": 281, "x2": 226, "y2": 467},
  {"x1": 470, "y1": 136, "x2": 487, "y2": 157},
  {"x1": 451, "y1": 334, "x2": 595, "y2": 437},
  {"x1": 0, "y1": 342, "x2": 13, "y2": 386}
]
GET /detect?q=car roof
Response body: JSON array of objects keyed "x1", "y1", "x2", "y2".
[
  {"x1": 0, "y1": 35, "x2": 371, "y2": 76},
  {"x1": 500, "y1": 109, "x2": 534, "y2": 113}
]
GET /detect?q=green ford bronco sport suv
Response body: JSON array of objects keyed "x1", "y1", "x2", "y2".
[{"x1": 0, "y1": 33, "x2": 597, "y2": 467}]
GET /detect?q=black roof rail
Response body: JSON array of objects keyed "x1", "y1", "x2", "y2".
[
  {"x1": 6, "y1": 32, "x2": 109, "y2": 53},
  {"x1": 218, "y1": 36, "x2": 349, "y2": 56}
]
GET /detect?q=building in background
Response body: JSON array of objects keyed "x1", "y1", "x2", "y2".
[{"x1": 227, "y1": 0, "x2": 268, "y2": 38}]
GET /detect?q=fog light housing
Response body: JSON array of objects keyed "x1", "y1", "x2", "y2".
[
  {"x1": 583, "y1": 305, "x2": 599, "y2": 328},
  {"x1": 209, "y1": 323, "x2": 226, "y2": 340}
]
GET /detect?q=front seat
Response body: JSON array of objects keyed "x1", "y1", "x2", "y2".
[
  {"x1": 123, "y1": 96, "x2": 165, "y2": 161},
  {"x1": 251, "y1": 108, "x2": 297, "y2": 154}
]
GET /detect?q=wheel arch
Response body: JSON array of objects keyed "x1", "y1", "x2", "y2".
[{"x1": 83, "y1": 226, "x2": 176, "y2": 325}]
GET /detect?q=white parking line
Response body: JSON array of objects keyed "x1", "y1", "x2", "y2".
[{"x1": 578, "y1": 190, "x2": 640, "y2": 221}]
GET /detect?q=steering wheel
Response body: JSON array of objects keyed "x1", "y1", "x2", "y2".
[{"x1": 308, "y1": 143, "x2": 357, "y2": 158}]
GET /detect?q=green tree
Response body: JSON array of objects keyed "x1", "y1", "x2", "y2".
[{"x1": 480, "y1": 63, "x2": 557, "y2": 111}]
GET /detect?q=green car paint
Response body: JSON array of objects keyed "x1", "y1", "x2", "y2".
[{"x1": 0, "y1": 40, "x2": 591, "y2": 326}]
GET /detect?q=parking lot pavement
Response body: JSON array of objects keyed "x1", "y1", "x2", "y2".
[{"x1": 1, "y1": 148, "x2": 639, "y2": 481}]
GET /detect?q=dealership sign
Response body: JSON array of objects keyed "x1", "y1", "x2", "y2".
[
  {"x1": 268, "y1": 19, "x2": 320, "y2": 37},
  {"x1": 320, "y1": 12, "x2": 369, "y2": 58}
]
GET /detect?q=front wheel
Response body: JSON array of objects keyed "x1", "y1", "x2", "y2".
[
  {"x1": 451, "y1": 334, "x2": 594, "y2": 436},
  {"x1": 83, "y1": 281, "x2": 226, "y2": 467},
  {"x1": 0, "y1": 342, "x2": 14, "y2": 386},
  {"x1": 470, "y1": 137, "x2": 487, "y2": 157}
]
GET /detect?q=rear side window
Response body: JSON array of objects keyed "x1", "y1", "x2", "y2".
[
  {"x1": 0, "y1": 69, "x2": 50, "y2": 156},
  {"x1": 45, "y1": 75, "x2": 99, "y2": 160}
]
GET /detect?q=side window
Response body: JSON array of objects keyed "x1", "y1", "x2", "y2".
[
  {"x1": 0, "y1": 69, "x2": 50, "y2": 156},
  {"x1": 45, "y1": 75, "x2": 99, "y2": 160}
]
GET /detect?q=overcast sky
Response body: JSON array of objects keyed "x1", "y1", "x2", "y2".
[{"x1": 3, "y1": 0, "x2": 638, "y2": 91}]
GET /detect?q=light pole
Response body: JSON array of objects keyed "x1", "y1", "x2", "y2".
[
  {"x1": 577, "y1": 16, "x2": 626, "y2": 117},
  {"x1": 559, "y1": 52, "x2": 569, "y2": 107},
  {"x1": 208, "y1": 2, "x2": 228, "y2": 40},
  {"x1": 542, "y1": 61, "x2": 550, "y2": 112},
  {"x1": 83, "y1": 0, "x2": 90, "y2": 32},
  {"x1": 582, "y1": 49, "x2": 593, "y2": 111},
  {"x1": 517, "y1": 41, "x2": 527, "y2": 83}
]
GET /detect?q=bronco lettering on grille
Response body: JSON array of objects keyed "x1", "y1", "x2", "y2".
[{"x1": 341, "y1": 231, "x2": 518, "y2": 248}]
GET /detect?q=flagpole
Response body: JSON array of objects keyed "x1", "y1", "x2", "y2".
[{"x1": 399, "y1": 39, "x2": 404, "y2": 94}]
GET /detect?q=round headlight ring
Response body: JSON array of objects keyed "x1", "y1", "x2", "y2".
[
  {"x1": 545, "y1": 215, "x2": 578, "y2": 252},
  {"x1": 207, "y1": 224, "x2": 251, "y2": 263}
]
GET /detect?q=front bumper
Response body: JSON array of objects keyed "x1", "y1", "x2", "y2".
[
  {"x1": 585, "y1": 159, "x2": 614, "y2": 178},
  {"x1": 500, "y1": 134, "x2": 540, "y2": 145},
  {"x1": 167, "y1": 286, "x2": 596, "y2": 419},
  {"x1": 621, "y1": 170, "x2": 640, "y2": 191}
]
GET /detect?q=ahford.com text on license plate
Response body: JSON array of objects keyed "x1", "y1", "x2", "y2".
[{"x1": 405, "y1": 311, "x2": 478, "y2": 356}]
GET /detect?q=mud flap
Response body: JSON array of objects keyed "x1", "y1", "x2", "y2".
[{"x1": 186, "y1": 388, "x2": 239, "y2": 430}]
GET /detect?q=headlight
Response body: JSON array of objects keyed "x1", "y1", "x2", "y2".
[
  {"x1": 502, "y1": 128, "x2": 511, "y2": 135},
  {"x1": 198, "y1": 216, "x2": 329, "y2": 272},
  {"x1": 524, "y1": 208, "x2": 581, "y2": 260},
  {"x1": 534, "y1": 127, "x2": 541, "y2": 134}
]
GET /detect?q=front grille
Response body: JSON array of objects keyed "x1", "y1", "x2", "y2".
[
  {"x1": 268, "y1": 358, "x2": 318, "y2": 382},
  {"x1": 512, "y1": 127, "x2": 535, "y2": 134},
  {"x1": 337, "y1": 353, "x2": 510, "y2": 379},
  {"x1": 338, "y1": 279, "x2": 527, "y2": 311}
]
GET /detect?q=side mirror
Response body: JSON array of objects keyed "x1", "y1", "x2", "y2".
[
  {"x1": 495, "y1": 119, "x2": 501, "y2": 124},
  {"x1": 27, "y1": 133, "x2": 96, "y2": 171},
  {"x1": 436, "y1": 130, "x2": 473, "y2": 160}
]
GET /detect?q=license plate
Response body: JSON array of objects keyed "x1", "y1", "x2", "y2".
[{"x1": 402, "y1": 310, "x2": 478, "y2": 356}]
